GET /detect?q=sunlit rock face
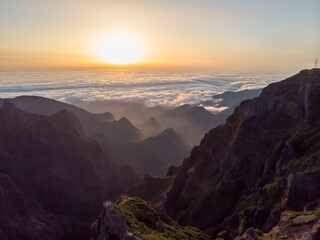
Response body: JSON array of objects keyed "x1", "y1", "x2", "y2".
[{"x1": 164, "y1": 69, "x2": 320, "y2": 239}]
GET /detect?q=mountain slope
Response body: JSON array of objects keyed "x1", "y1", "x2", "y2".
[
  {"x1": 0, "y1": 101, "x2": 141, "y2": 238},
  {"x1": 0, "y1": 173, "x2": 88, "y2": 240},
  {"x1": 164, "y1": 69, "x2": 320, "y2": 239},
  {"x1": 6, "y1": 96, "x2": 187, "y2": 175},
  {"x1": 98, "y1": 128, "x2": 188, "y2": 175},
  {"x1": 7, "y1": 96, "x2": 143, "y2": 143}
]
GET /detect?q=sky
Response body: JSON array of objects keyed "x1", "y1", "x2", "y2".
[{"x1": 0, "y1": 0, "x2": 319, "y2": 70}]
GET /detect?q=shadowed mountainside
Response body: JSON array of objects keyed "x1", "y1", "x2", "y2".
[
  {"x1": 8, "y1": 96, "x2": 144, "y2": 143},
  {"x1": 98, "y1": 128, "x2": 188, "y2": 175},
  {"x1": 6, "y1": 96, "x2": 188, "y2": 175},
  {"x1": 164, "y1": 69, "x2": 320, "y2": 239},
  {"x1": 0, "y1": 173, "x2": 88, "y2": 240},
  {"x1": 0, "y1": 101, "x2": 141, "y2": 239}
]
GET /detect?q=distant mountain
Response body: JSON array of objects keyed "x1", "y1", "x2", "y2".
[
  {"x1": 212, "y1": 88, "x2": 262, "y2": 122},
  {"x1": 140, "y1": 117, "x2": 163, "y2": 137},
  {"x1": 9, "y1": 95, "x2": 114, "y2": 121},
  {"x1": 72, "y1": 89, "x2": 262, "y2": 149},
  {"x1": 90, "y1": 116, "x2": 142, "y2": 143},
  {"x1": 98, "y1": 128, "x2": 188, "y2": 175},
  {"x1": 7, "y1": 96, "x2": 143, "y2": 143},
  {"x1": 164, "y1": 69, "x2": 320, "y2": 239},
  {"x1": 212, "y1": 88, "x2": 262, "y2": 109},
  {"x1": 0, "y1": 101, "x2": 141, "y2": 239},
  {"x1": 6, "y1": 96, "x2": 190, "y2": 175}
]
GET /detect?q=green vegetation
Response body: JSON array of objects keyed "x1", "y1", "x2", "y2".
[
  {"x1": 285, "y1": 208, "x2": 320, "y2": 227},
  {"x1": 113, "y1": 197, "x2": 209, "y2": 240}
]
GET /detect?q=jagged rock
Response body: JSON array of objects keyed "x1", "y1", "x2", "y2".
[
  {"x1": 91, "y1": 201, "x2": 141, "y2": 240},
  {"x1": 91, "y1": 197, "x2": 210, "y2": 240},
  {"x1": 164, "y1": 69, "x2": 320, "y2": 238},
  {"x1": 237, "y1": 208, "x2": 320, "y2": 239}
]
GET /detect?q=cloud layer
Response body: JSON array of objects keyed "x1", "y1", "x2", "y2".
[{"x1": 0, "y1": 69, "x2": 292, "y2": 110}]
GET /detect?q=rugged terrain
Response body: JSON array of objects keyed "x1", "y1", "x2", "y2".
[
  {"x1": 90, "y1": 197, "x2": 209, "y2": 240},
  {"x1": 2, "y1": 70, "x2": 318, "y2": 239},
  {"x1": 164, "y1": 69, "x2": 320, "y2": 239},
  {"x1": 0, "y1": 101, "x2": 141, "y2": 239},
  {"x1": 7, "y1": 96, "x2": 188, "y2": 175}
]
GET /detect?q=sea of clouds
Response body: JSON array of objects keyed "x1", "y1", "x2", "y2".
[{"x1": 0, "y1": 68, "x2": 292, "y2": 112}]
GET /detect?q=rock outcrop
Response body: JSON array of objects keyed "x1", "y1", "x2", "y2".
[
  {"x1": 236, "y1": 208, "x2": 320, "y2": 240},
  {"x1": 164, "y1": 69, "x2": 320, "y2": 239},
  {"x1": 91, "y1": 197, "x2": 210, "y2": 240}
]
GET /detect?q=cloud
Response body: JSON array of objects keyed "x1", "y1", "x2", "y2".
[
  {"x1": 0, "y1": 69, "x2": 291, "y2": 107},
  {"x1": 203, "y1": 106, "x2": 229, "y2": 114}
]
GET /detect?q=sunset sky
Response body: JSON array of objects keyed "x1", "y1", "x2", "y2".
[{"x1": 1, "y1": 0, "x2": 319, "y2": 70}]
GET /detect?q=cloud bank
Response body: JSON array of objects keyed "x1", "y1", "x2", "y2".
[{"x1": 0, "y1": 69, "x2": 291, "y2": 110}]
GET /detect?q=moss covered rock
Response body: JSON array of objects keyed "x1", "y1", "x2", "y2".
[{"x1": 91, "y1": 197, "x2": 210, "y2": 240}]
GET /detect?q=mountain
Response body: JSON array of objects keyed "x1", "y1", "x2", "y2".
[
  {"x1": 9, "y1": 95, "x2": 114, "y2": 122},
  {"x1": 164, "y1": 69, "x2": 320, "y2": 239},
  {"x1": 90, "y1": 197, "x2": 210, "y2": 240},
  {"x1": 140, "y1": 117, "x2": 163, "y2": 137},
  {"x1": 6, "y1": 96, "x2": 187, "y2": 175},
  {"x1": 128, "y1": 173, "x2": 176, "y2": 205},
  {"x1": 71, "y1": 90, "x2": 261, "y2": 149},
  {"x1": 0, "y1": 101, "x2": 141, "y2": 239},
  {"x1": 91, "y1": 116, "x2": 142, "y2": 143},
  {"x1": 211, "y1": 88, "x2": 262, "y2": 123},
  {"x1": 7, "y1": 96, "x2": 143, "y2": 143},
  {"x1": 212, "y1": 88, "x2": 262, "y2": 111},
  {"x1": 98, "y1": 128, "x2": 188, "y2": 175},
  {"x1": 0, "y1": 173, "x2": 88, "y2": 240}
]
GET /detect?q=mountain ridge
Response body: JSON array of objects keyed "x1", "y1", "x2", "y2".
[{"x1": 163, "y1": 69, "x2": 320, "y2": 239}]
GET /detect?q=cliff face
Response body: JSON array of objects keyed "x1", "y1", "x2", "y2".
[
  {"x1": 164, "y1": 69, "x2": 320, "y2": 239},
  {"x1": 0, "y1": 101, "x2": 141, "y2": 239}
]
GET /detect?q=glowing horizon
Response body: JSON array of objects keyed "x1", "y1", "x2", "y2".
[{"x1": 0, "y1": 0, "x2": 319, "y2": 71}]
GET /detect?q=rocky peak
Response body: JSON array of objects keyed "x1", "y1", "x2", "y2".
[{"x1": 163, "y1": 69, "x2": 320, "y2": 239}]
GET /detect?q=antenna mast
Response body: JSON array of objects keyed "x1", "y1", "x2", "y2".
[{"x1": 315, "y1": 58, "x2": 318, "y2": 68}]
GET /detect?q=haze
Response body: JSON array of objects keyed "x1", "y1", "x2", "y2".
[{"x1": 1, "y1": 0, "x2": 319, "y2": 70}]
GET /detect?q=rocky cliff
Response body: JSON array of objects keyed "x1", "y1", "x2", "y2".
[{"x1": 164, "y1": 69, "x2": 320, "y2": 239}]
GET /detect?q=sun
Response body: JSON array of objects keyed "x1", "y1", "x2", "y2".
[{"x1": 96, "y1": 33, "x2": 143, "y2": 65}]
